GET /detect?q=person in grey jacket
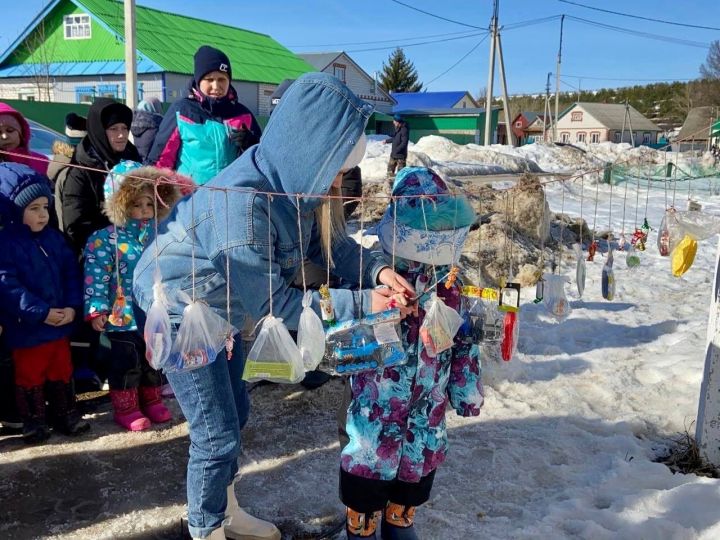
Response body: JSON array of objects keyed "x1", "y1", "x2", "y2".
[{"x1": 131, "y1": 98, "x2": 164, "y2": 162}]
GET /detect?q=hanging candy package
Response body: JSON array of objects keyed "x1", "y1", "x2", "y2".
[
  {"x1": 108, "y1": 286, "x2": 133, "y2": 327},
  {"x1": 420, "y1": 293, "x2": 464, "y2": 357},
  {"x1": 297, "y1": 290, "x2": 326, "y2": 370},
  {"x1": 500, "y1": 311, "x2": 519, "y2": 361},
  {"x1": 168, "y1": 291, "x2": 237, "y2": 372},
  {"x1": 542, "y1": 273, "x2": 571, "y2": 320},
  {"x1": 671, "y1": 234, "x2": 698, "y2": 277},
  {"x1": 625, "y1": 244, "x2": 641, "y2": 269},
  {"x1": 242, "y1": 315, "x2": 305, "y2": 383},
  {"x1": 325, "y1": 308, "x2": 406, "y2": 375},
  {"x1": 143, "y1": 275, "x2": 173, "y2": 371},
  {"x1": 657, "y1": 209, "x2": 682, "y2": 257},
  {"x1": 574, "y1": 244, "x2": 586, "y2": 298},
  {"x1": 601, "y1": 249, "x2": 616, "y2": 301}
]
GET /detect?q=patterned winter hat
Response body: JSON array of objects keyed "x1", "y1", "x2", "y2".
[{"x1": 104, "y1": 160, "x2": 144, "y2": 201}]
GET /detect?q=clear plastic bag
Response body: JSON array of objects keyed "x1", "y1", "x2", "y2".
[
  {"x1": 574, "y1": 244, "x2": 586, "y2": 298},
  {"x1": 297, "y1": 291, "x2": 326, "y2": 370},
  {"x1": 242, "y1": 315, "x2": 305, "y2": 383},
  {"x1": 420, "y1": 294, "x2": 464, "y2": 357},
  {"x1": 326, "y1": 309, "x2": 407, "y2": 375},
  {"x1": 658, "y1": 209, "x2": 682, "y2": 257},
  {"x1": 601, "y1": 250, "x2": 616, "y2": 301},
  {"x1": 542, "y1": 274, "x2": 571, "y2": 320},
  {"x1": 143, "y1": 276, "x2": 172, "y2": 371},
  {"x1": 674, "y1": 210, "x2": 720, "y2": 241},
  {"x1": 168, "y1": 291, "x2": 237, "y2": 372},
  {"x1": 625, "y1": 244, "x2": 641, "y2": 269}
]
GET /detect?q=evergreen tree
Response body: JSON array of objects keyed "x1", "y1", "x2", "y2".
[{"x1": 380, "y1": 48, "x2": 423, "y2": 93}]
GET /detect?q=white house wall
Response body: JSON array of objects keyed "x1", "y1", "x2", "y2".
[
  {"x1": 320, "y1": 54, "x2": 394, "y2": 114},
  {"x1": 554, "y1": 105, "x2": 659, "y2": 144}
]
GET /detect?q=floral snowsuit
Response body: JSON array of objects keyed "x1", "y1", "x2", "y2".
[{"x1": 340, "y1": 264, "x2": 484, "y2": 511}]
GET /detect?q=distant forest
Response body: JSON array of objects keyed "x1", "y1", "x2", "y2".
[{"x1": 500, "y1": 79, "x2": 720, "y2": 129}]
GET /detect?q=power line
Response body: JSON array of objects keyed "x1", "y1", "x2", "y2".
[
  {"x1": 426, "y1": 35, "x2": 489, "y2": 88},
  {"x1": 503, "y1": 15, "x2": 563, "y2": 31},
  {"x1": 287, "y1": 29, "x2": 480, "y2": 49},
  {"x1": 563, "y1": 74, "x2": 697, "y2": 83},
  {"x1": 558, "y1": 0, "x2": 720, "y2": 32},
  {"x1": 566, "y1": 15, "x2": 711, "y2": 49},
  {"x1": 388, "y1": 0, "x2": 484, "y2": 30},
  {"x1": 346, "y1": 31, "x2": 487, "y2": 53}
]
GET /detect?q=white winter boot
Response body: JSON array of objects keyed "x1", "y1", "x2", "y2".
[
  {"x1": 194, "y1": 526, "x2": 227, "y2": 539},
  {"x1": 224, "y1": 483, "x2": 281, "y2": 540}
]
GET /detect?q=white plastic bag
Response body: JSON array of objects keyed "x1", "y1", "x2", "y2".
[
  {"x1": 542, "y1": 274, "x2": 571, "y2": 320},
  {"x1": 143, "y1": 275, "x2": 172, "y2": 371},
  {"x1": 243, "y1": 316, "x2": 305, "y2": 383},
  {"x1": 574, "y1": 244, "x2": 586, "y2": 298},
  {"x1": 420, "y1": 294, "x2": 464, "y2": 357},
  {"x1": 168, "y1": 291, "x2": 237, "y2": 372},
  {"x1": 297, "y1": 291, "x2": 326, "y2": 370},
  {"x1": 674, "y1": 210, "x2": 720, "y2": 241}
]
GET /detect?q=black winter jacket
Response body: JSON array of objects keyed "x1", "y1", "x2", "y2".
[
  {"x1": 130, "y1": 110, "x2": 162, "y2": 163},
  {"x1": 390, "y1": 123, "x2": 409, "y2": 159}
]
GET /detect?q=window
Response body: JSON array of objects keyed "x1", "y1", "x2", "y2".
[
  {"x1": 577, "y1": 132, "x2": 587, "y2": 143},
  {"x1": 333, "y1": 63, "x2": 346, "y2": 83},
  {"x1": 75, "y1": 85, "x2": 95, "y2": 104},
  {"x1": 97, "y1": 84, "x2": 118, "y2": 99},
  {"x1": 18, "y1": 90, "x2": 35, "y2": 101},
  {"x1": 643, "y1": 132, "x2": 652, "y2": 144},
  {"x1": 613, "y1": 131, "x2": 621, "y2": 143},
  {"x1": 64, "y1": 14, "x2": 91, "y2": 40},
  {"x1": 560, "y1": 132, "x2": 570, "y2": 143},
  {"x1": 571, "y1": 111, "x2": 583, "y2": 122},
  {"x1": 590, "y1": 132, "x2": 600, "y2": 143}
]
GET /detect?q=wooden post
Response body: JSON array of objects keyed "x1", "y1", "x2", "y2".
[
  {"x1": 124, "y1": 0, "x2": 138, "y2": 110},
  {"x1": 696, "y1": 236, "x2": 720, "y2": 467}
]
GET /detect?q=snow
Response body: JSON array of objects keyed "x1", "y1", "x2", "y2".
[{"x1": 3, "y1": 139, "x2": 720, "y2": 540}]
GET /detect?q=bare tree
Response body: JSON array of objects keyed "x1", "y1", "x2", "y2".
[
  {"x1": 476, "y1": 86, "x2": 487, "y2": 104},
  {"x1": 700, "y1": 40, "x2": 720, "y2": 80},
  {"x1": 19, "y1": 20, "x2": 56, "y2": 101}
]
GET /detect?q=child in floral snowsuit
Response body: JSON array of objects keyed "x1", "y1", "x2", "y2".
[
  {"x1": 339, "y1": 167, "x2": 484, "y2": 540},
  {"x1": 83, "y1": 161, "x2": 184, "y2": 431}
]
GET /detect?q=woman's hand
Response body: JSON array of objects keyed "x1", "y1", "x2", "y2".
[
  {"x1": 44, "y1": 308, "x2": 66, "y2": 326},
  {"x1": 377, "y1": 267, "x2": 415, "y2": 298},
  {"x1": 371, "y1": 288, "x2": 417, "y2": 318},
  {"x1": 90, "y1": 314, "x2": 108, "y2": 332}
]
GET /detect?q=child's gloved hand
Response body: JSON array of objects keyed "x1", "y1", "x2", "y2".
[{"x1": 90, "y1": 314, "x2": 108, "y2": 332}]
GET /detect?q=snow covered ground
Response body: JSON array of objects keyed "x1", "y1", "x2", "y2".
[{"x1": 2, "y1": 140, "x2": 720, "y2": 540}]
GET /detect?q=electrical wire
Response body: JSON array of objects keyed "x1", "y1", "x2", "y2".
[
  {"x1": 287, "y1": 28, "x2": 481, "y2": 48},
  {"x1": 566, "y1": 15, "x2": 710, "y2": 49},
  {"x1": 388, "y1": 0, "x2": 484, "y2": 29},
  {"x1": 562, "y1": 74, "x2": 697, "y2": 83},
  {"x1": 558, "y1": 0, "x2": 720, "y2": 32},
  {"x1": 346, "y1": 31, "x2": 487, "y2": 53},
  {"x1": 425, "y1": 35, "x2": 489, "y2": 88}
]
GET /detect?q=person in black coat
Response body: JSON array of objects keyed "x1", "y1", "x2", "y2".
[
  {"x1": 61, "y1": 98, "x2": 141, "y2": 255},
  {"x1": 385, "y1": 114, "x2": 409, "y2": 183},
  {"x1": 131, "y1": 98, "x2": 164, "y2": 163}
]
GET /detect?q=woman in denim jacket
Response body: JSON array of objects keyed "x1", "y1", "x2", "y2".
[{"x1": 133, "y1": 73, "x2": 416, "y2": 540}]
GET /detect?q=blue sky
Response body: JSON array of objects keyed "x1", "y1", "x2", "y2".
[{"x1": 1, "y1": 0, "x2": 718, "y2": 96}]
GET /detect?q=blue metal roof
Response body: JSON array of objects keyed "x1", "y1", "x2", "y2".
[
  {"x1": 391, "y1": 91, "x2": 474, "y2": 112},
  {"x1": 397, "y1": 107, "x2": 494, "y2": 117},
  {"x1": 0, "y1": 59, "x2": 163, "y2": 78}
]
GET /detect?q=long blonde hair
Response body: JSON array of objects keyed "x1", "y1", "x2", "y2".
[{"x1": 314, "y1": 186, "x2": 346, "y2": 268}]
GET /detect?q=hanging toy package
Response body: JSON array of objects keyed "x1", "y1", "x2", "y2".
[
  {"x1": 574, "y1": 244, "x2": 586, "y2": 298},
  {"x1": 326, "y1": 309, "x2": 406, "y2": 375},
  {"x1": 601, "y1": 249, "x2": 616, "y2": 301},
  {"x1": 534, "y1": 275, "x2": 544, "y2": 304},
  {"x1": 108, "y1": 286, "x2": 133, "y2": 327},
  {"x1": 542, "y1": 273, "x2": 571, "y2": 320},
  {"x1": 143, "y1": 276, "x2": 173, "y2": 371},
  {"x1": 657, "y1": 209, "x2": 682, "y2": 257},
  {"x1": 318, "y1": 284, "x2": 336, "y2": 327},
  {"x1": 297, "y1": 290, "x2": 326, "y2": 371},
  {"x1": 625, "y1": 244, "x2": 641, "y2": 269},
  {"x1": 168, "y1": 291, "x2": 237, "y2": 372},
  {"x1": 242, "y1": 315, "x2": 305, "y2": 383},
  {"x1": 420, "y1": 294, "x2": 464, "y2": 357}
]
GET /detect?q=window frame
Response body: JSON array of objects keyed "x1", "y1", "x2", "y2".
[
  {"x1": 63, "y1": 14, "x2": 92, "y2": 40},
  {"x1": 576, "y1": 131, "x2": 587, "y2": 143},
  {"x1": 560, "y1": 132, "x2": 570, "y2": 143},
  {"x1": 590, "y1": 131, "x2": 600, "y2": 143},
  {"x1": 571, "y1": 111, "x2": 583, "y2": 122},
  {"x1": 333, "y1": 63, "x2": 347, "y2": 83}
]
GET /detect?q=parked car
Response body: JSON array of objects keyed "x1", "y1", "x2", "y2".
[{"x1": 27, "y1": 119, "x2": 68, "y2": 157}]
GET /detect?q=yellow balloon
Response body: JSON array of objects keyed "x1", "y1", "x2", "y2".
[{"x1": 671, "y1": 235, "x2": 698, "y2": 277}]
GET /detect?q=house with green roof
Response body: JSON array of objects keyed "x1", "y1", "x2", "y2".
[{"x1": 0, "y1": 0, "x2": 315, "y2": 116}]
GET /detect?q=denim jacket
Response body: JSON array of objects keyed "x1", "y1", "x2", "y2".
[{"x1": 133, "y1": 73, "x2": 389, "y2": 332}]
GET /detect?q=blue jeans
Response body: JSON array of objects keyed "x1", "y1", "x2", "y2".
[{"x1": 167, "y1": 341, "x2": 249, "y2": 538}]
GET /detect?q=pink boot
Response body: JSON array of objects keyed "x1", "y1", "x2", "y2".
[
  {"x1": 139, "y1": 386, "x2": 172, "y2": 424},
  {"x1": 109, "y1": 389, "x2": 151, "y2": 431}
]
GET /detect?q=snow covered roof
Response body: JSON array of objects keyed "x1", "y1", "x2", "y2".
[
  {"x1": 678, "y1": 106, "x2": 717, "y2": 141},
  {"x1": 560, "y1": 103, "x2": 660, "y2": 132}
]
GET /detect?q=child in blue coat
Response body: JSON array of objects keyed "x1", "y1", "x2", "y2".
[
  {"x1": 339, "y1": 168, "x2": 484, "y2": 540},
  {"x1": 0, "y1": 163, "x2": 89, "y2": 443},
  {"x1": 84, "y1": 162, "x2": 183, "y2": 431}
]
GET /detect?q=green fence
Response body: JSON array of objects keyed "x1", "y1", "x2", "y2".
[{"x1": 1, "y1": 99, "x2": 91, "y2": 134}]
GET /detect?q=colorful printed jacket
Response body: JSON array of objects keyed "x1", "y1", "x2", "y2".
[
  {"x1": 83, "y1": 219, "x2": 150, "y2": 332},
  {"x1": 341, "y1": 265, "x2": 484, "y2": 483}
]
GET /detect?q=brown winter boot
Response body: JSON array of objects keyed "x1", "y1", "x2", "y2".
[
  {"x1": 46, "y1": 380, "x2": 90, "y2": 436},
  {"x1": 381, "y1": 503, "x2": 418, "y2": 540},
  {"x1": 110, "y1": 388, "x2": 150, "y2": 431},
  {"x1": 15, "y1": 385, "x2": 51, "y2": 444},
  {"x1": 346, "y1": 507, "x2": 381, "y2": 539}
]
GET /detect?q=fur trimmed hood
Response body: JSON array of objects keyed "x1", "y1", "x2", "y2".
[{"x1": 104, "y1": 165, "x2": 191, "y2": 227}]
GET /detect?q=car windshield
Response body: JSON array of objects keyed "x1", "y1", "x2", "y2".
[{"x1": 26, "y1": 119, "x2": 68, "y2": 158}]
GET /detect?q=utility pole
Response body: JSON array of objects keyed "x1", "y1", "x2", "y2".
[
  {"x1": 124, "y1": 0, "x2": 138, "y2": 110},
  {"x1": 626, "y1": 100, "x2": 635, "y2": 147},
  {"x1": 620, "y1": 99, "x2": 628, "y2": 144},
  {"x1": 553, "y1": 15, "x2": 565, "y2": 142},
  {"x1": 483, "y1": 0, "x2": 499, "y2": 146},
  {"x1": 495, "y1": 28, "x2": 515, "y2": 146},
  {"x1": 543, "y1": 72, "x2": 552, "y2": 142}
]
